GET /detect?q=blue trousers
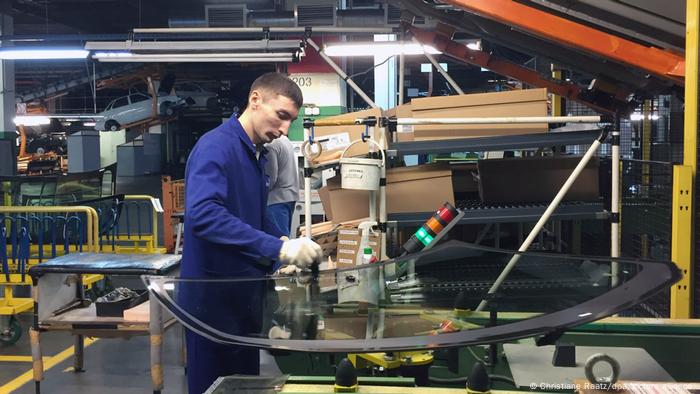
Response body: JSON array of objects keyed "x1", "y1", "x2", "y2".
[{"x1": 266, "y1": 201, "x2": 295, "y2": 238}]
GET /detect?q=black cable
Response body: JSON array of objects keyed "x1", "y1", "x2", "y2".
[
  {"x1": 428, "y1": 374, "x2": 516, "y2": 387},
  {"x1": 347, "y1": 55, "x2": 394, "y2": 80}
]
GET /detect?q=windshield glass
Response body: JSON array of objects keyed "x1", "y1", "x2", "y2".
[{"x1": 145, "y1": 240, "x2": 679, "y2": 352}]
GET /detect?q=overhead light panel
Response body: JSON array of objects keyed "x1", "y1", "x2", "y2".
[
  {"x1": 85, "y1": 39, "x2": 303, "y2": 52},
  {"x1": 92, "y1": 52, "x2": 299, "y2": 63},
  {"x1": 14, "y1": 116, "x2": 51, "y2": 126},
  {"x1": 323, "y1": 42, "x2": 441, "y2": 57},
  {"x1": 0, "y1": 49, "x2": 89, "y2": 60}
]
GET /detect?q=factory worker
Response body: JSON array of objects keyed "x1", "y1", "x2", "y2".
[
  {"x1": 265, "y1": 134, "x2": 299, "y2": 238},
  {"x1": 180, "y1": 72, "x2": 323, "y2": 394}
]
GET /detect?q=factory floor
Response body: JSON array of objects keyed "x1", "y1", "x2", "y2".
[{"x1": 0, "y1": 175, "x2": 285, "y2": 393}]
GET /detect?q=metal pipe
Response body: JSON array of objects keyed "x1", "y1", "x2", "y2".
[
  {"x1": 397, "y1": 116, "x2": 600, "y2": 125},
  {"x1": 476, "y1": 135, "x2": 604, "y2": 311},
  {"x1": 412, "y1": 36, "x2": 464, "y2": 95},
  {"x1": 133, "y1": 27, "x2": 396, "y2": 34},
  {"x1": 306, "y1": 38, "x2": 378, "y2": 109},
  {"x1": 398, "y1": 51, "x2": 405, "y2": 105},
  {"x1": 611, "y1": 130, "x2": 620, "y2": 286},
  {"x1": 303, "y1": 127, "x2": 313, "y2": 238}
]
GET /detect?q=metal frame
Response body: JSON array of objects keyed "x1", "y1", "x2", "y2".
[
  {"x1": 442, "y1": 0, "x2": 685, "y2": 82},
  {"x1": 670, "y1": 0, "x2": 699, "y2": 319}
]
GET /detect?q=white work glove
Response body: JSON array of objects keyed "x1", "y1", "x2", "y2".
[
  {"x1": 278, "y1": 237, "x2": 323, "y2": 268},
  {"x1": 277, "y1": 264, "x2": 302, "y2": 275},
  {"x1": 268, "y1": 326, "x2": 291, "y2": 339}
]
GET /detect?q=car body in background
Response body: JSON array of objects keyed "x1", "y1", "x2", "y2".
[
  {"x1": 173, "y1": 81, "x2": 220, "y2": 112},
  {"x1": 94, "y1": 92, "x2": 192, "y2": 131}
]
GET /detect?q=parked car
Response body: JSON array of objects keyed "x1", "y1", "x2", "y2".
[
  {"x1": 173, "y1": 81, "x2": 219, "y2": 112},
  {"x1": 93, "y1": 92, "x2": 192, "y2": 131}
]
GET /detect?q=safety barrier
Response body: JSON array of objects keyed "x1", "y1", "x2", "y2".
[{"x1": 0, "y1": 206, "x2": 101, "y2": 343}]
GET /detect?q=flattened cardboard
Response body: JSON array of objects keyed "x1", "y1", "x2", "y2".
[
  {"x1": 310, "y1": 108, "x2": 384, "y2": 160},
  {"x1": 318, "y1": 164, "x2": 455, "y2": 223},
  {"x1": 404, "y1": 89, "x2": 548, "y2": 141}
]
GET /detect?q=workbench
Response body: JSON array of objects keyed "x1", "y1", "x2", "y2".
[{"x1": 28, "y1": 253, "x2": 181, "y2": 394}]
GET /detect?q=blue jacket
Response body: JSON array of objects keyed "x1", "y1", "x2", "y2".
[{"x1": 181, "y1": 116, "x2": 285, "y2": 279}]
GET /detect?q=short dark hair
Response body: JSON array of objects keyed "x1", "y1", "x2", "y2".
[{"x1": 250, "y1": 72, "x2": 303, "y2": 109}]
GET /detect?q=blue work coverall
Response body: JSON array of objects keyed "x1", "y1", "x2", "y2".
[{"x1": 180, "y1": 116, "x2": 285, "y2": 394}]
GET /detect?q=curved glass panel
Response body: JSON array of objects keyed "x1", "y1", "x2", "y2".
[{"x1": 145, "y1": 241, "x2": 679, "y2": 352}]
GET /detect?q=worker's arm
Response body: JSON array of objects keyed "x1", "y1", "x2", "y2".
[{"x1": 186, "y1": 153, "x2": 283, "y2": 261}]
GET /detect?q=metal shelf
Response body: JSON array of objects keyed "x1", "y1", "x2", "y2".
[
  {"x1": 388, "y1": 200, "x2": 609, "y2": 227},
  {"x1": 389, "y1": 130, "x2": 602, "y2": 156}
]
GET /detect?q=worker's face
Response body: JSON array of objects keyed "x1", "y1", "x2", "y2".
[{"x1": 249, "y1": 89, "x2": 299, "y2": 144}]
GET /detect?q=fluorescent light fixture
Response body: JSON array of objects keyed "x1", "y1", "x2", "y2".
[
  {"x1": 0, "y1": 49, "x2": 89, "y2": 60},
  {"x1": 85, "y1": 40, "x2": 302, "y2": 52},
  {"x1": 14, "y1": 116, "x2": 51, "y2": 126},
  {"x1": 92, "y1": 51, "x2": 300, "y2": 63},
  {"x1": 630, "y1": 112, "x2": 643, "y2": 121},
  {"x1": 323, "y1": 42, "x2": 441, "y2": 57},
  {"x1": 83, "y1": 122, "x2": 96, "y2": 127},
  {"x1": 94, "y1": 54, "x2": 295, "y2": 63}
]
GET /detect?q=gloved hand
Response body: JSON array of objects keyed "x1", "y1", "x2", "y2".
[
  {"x1": 268, "y1": 325, "x2": 291, "y2": 339},
  {"x1": 278, "y1": 237, "x2": 323, "y2": 268},
  {"x1": 277, "y1": 264, "x2": 302, "y2": 275}
]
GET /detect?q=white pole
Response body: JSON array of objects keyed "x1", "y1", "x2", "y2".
[
  {"x1": 611, "y1": 130, "x2": 620, "y2": 287},
  {"x1": 398, "y1": 51, "x2": 405, "y2": 105},
  {"x1": 475, "y1": 138, "x2": 604, "y2": 311},
  {"x1": 396, "y1": 116, "x2": 601, "y2": 125},
  {"x1": 303, "y1": 127, "x2": 312, "y2": 238}
]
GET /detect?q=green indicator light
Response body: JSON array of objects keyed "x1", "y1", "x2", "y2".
[
  {"x1": 418, "y1": 236, "x2": 430, "y2": 246},
  {"x1": 416, "y1": 228, "x2": 428, "y2": 238},
  {"x1": 423, "y1": 234, "x2": 434, "y2": 244}
]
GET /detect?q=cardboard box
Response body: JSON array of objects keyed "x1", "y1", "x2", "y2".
[
  {"x1": 336, "y1": 226, "x2": 381, "y2": 269},
  {"x1": 407, "y1": 89, "x2": 549, "y2": 141},
  {"x1": 318, "y1": 178, "x2": 372, "y2": 223},
  {"x1": 318, "y1": 163, "x2": 455, "y2": 223},
  {"x1": 309, "y1": 108, "x2": 385, "y2": 163},
  {"x1": 386, "y1": 163, "x2": 454, "y2": 213},
  {"x1": 477, "y1": 156, "x2": 600, "y2": 204}
]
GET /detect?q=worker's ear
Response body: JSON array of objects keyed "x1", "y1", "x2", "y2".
[{"x1": 249, "y1": 90, "x2": 262, "y2": 110}]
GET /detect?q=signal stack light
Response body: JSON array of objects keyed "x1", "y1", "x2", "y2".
[{"x1": 400, "y1": 202, "x2": 459, "y2": 256}]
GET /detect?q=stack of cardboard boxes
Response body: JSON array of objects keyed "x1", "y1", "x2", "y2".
[{"x1": 303, "y1": 88, "x2": 598, "y2": 267}]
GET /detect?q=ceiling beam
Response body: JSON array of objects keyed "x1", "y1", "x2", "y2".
[{"x1": 442, "y1": 0, "x2": 685, "y2": 84}]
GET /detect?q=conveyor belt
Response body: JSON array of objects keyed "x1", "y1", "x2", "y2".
[{"x1": 389, "y1": 199, "x2": 608, "y2": 226}]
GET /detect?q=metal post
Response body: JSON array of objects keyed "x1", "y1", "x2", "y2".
[
  {"x1": 670, "y1": 0, "x2": 698, "y2": 318},
  {"x1": 150, "y1": 297, "x2": 164, "y2": 393},
  {"x1": 611, "y1": 130, "x2": 620, "y2": 287},
  {"x1": 398, "y1": 51, "x2": 405, "y2": 105},
  {"x1": 476, "y1": 131, "x2": 607, "y2": 311},
  {"x1": 306, "y1": 38, "x2": 378, "y2": 109},
  {"x1": 411, "y1": 36, "x2": 464, "y2": 95},
  {"x1": 303, "y1": 126, "x2": 313, "y2": 238}
]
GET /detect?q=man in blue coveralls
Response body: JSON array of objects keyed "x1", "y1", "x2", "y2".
[{"x1": 181, "y1": 72, "x2": 323, "y2": 393}]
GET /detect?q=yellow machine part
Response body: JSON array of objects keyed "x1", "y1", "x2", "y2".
[{"x1": 349, "y1": 351, "x2": 434, "y2": 370}]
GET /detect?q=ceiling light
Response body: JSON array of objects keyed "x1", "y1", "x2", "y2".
[
  {"x1": 0, "y1": 49, "x2": 89, "y2": 60},
  {"x1": 92, "y1": 52, "x2": 297, "y2": 63},
  {"x1": 14, "y1": 116, "x2": 51, "y2": 126},
  {"x1": 323, "y1": 42, "x2": 441, "y2": 57},
  {"x1": 85, "y1": 40, "x2": 302, "y2": 53}
]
